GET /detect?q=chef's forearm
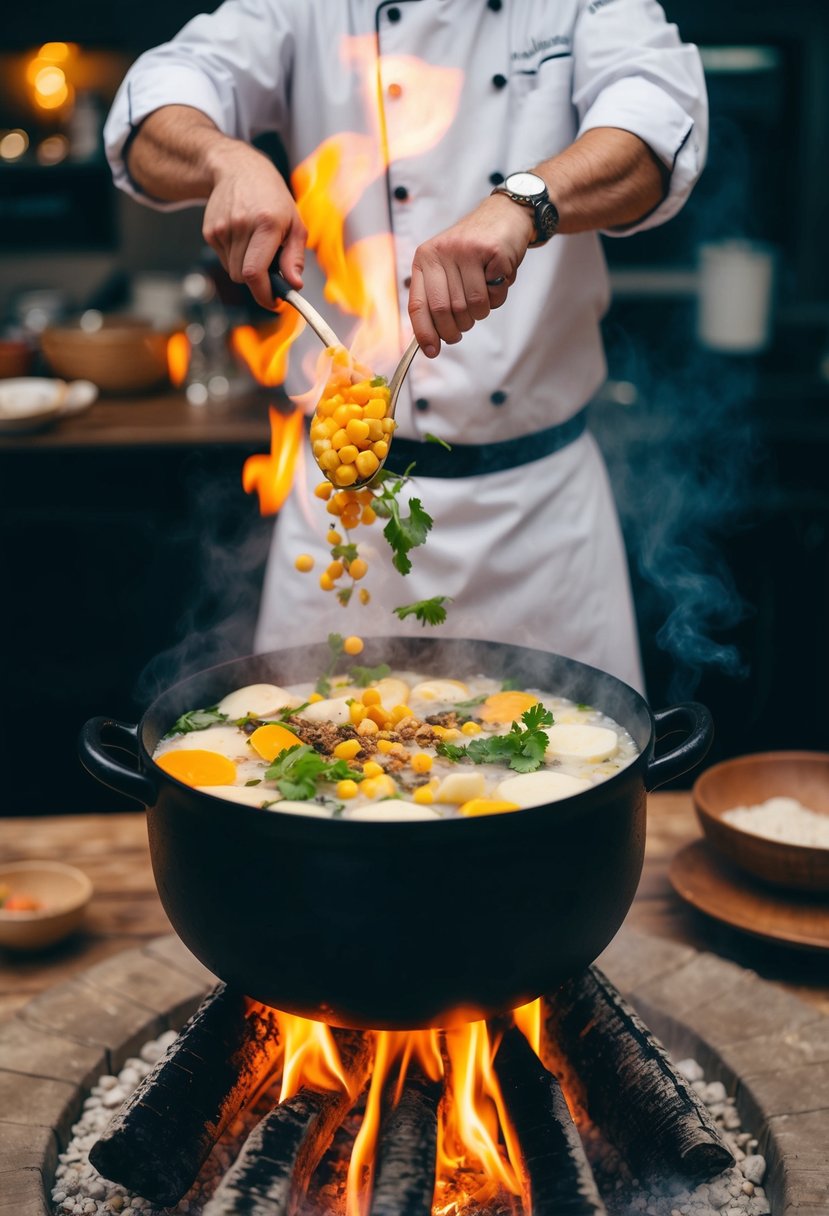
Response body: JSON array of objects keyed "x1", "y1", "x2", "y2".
[
  {"x1": 535, "y1": 128, "x2": 667, "y2": 235},
  {"x1": 125, "y1": 105, "x2": 255, "y2": 202}
]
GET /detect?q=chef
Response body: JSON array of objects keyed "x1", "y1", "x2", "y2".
[{"x1": 105, "y1": 0, "x2": 707, "y2": 693}]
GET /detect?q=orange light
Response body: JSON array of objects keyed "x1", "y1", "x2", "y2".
[
  {"x1": 513, "y1": 997, "x2": 542, "y2": 1058},
  {"x1": 166, "y1": 332, "x2": 190, "y2": 387},
  {"x1": 39, "y1": 41, "x2": 73, "y2": 62},
  {"x1": 242, "y1": 406, "x2": 304, "y2": 516},
  {"x1": 33, "y1": 65, "x2": 70, "y2": 110},
  {"x1": 232, "y1": 307, "x2": 307, "y2": 388},
  {"x1": 276, "y1": 1011, "x2": 352, "y2": 1103}
]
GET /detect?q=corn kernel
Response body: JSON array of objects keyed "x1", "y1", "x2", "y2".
[
  {"x1": 413, "y1": 785, "x2": 435, "y2": 805},
  {"x1": 350, "y1": 383, "x2": 371, "y2": 405},
  {"x1": 327, "y1": 529, "x2": 342, "y2": 545},
  {"x1": 364, "y1": 398, "x2": 386, "y2": 420},
  {"x1": 378, "y1": 739, "x2": 406, "y2": 756},
  {"x1": 390, "y1": 704, "x2": 411, "y2": 723},
  {"x1": 461, "y1": 721, "x2": 482, "y2": 735},
  {"x1": 327, "y1": 560, "x2": 344, "y2": 580},
  {"x1": 350, "y1": 702, "x2": 367, "y2": 725},
  {"x1": 355, "y1": 450, "x2": 380, "y2": 480},
  {"x1": 340, "y1": 508, "x2": 361, "y2": 530},
  {"x1": 366, "y1": 419, "x2": 384, "y2": 441},
  {"x1": 336, "y1": 779, "x2": 359, "y2": 799},
  {"x1": 361, "y1": 506, "x2": 377, "y2": 526},
  {"x1": 360, "y1": 689, "x2": 380, "y2": 706},
  {"x1": 411, "y1": 753, "x2": 433, "y2": 774},
  {"x1": 377, "y1": 739, "x2": 395, "y2": 754},
  {"x1": 360, "y1": 776, "x2": 379, "y2": 798},
  {"x1": 331, "y1": 428, "x2": 350, "y2": 450},
  {"x1": 333, "y1": 405, "x2": 351, "y2": 428},
  {"x1": 334, "y1": 464, "x2": 358, "y2": 486},
  {"x1": 315, "y1": 481, "x2": 333, "y2": 500},
  {"x1": 366, "y1": 705, "x2": 389, "y2": 727},
  {"x1": 381, "y1": 418, "x2": 396, "y2": 434},
  {"x1": 326, "y1": 497, "x2": 343, "y2": 515},
  {"x1": 308, "y1": 692, "x2": 324, "y2": 703},
  {"x1": 344, "y1": 635, "x2": 364, "y2": 656},
  {"x1": 333, "y1": 492, "x2": 352, "y2": 511},
  {"x1": 346, "y1": 418, "x2": 371, "y2": 445},
  {"x1": 374, "y1": 774, "x2": 397, "y2": 798},
  {"x1": 348, "y1": 557, "x2": 368, "y2": 580},
  {"x1": 359, "y1": 588, "x2": 371, "y2": 605},
  {"x1": 320, "y1": 449, "x2": 340, "y2": 472},
  {"x1": 357, "y1": 717, "x2": 379, "y2": 737},
  {"x1": 357, "y1": 489, "x2": 374, "y2": 506},
  {"x1": 338, "y1": 444, "x2": 359, "y2": 466},
  {"x1": 372, "y1": 440, "x2": 389, "y2": 459},
  {"x1": 362, "y1": 760, "x2": 384, "y2": 778},
  {"x1": 320, "y1": 572, "x2": 335, "y2": 591},
  {"x1": 294, "y1": 554, "x2": 314, "y2": 572},
  {"x1": 334, "y1": 739, "x2": 361, "y2": 761},
  {"x1": 312, "y1": 439, "x2": 332, "y2": 457}
]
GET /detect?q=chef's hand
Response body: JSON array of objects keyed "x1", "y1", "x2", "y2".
[
  {"x1": 202, "y1": 143, "x2": 307, "y2": 309},
  {"x1": 408, "y1": 195, "x2": 535, "y2": 358}
]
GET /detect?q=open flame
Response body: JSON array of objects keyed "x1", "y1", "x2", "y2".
[
  {"x1": 264, "y1": 1002, "x2": 540, "y2": 1216},
  {"x1": 242, "y1": 407, "x2": 305, "y2": 516},
  {"x1": 166, "y1": 331, "x2": 190, "y2": 387},
  {"x1": 236, "y1": 38, "x2": 463, "y2": 513}
]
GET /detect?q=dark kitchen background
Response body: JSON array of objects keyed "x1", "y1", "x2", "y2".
[{"x1": 1, "y1": 0, "x2": 827, "y2": 816}]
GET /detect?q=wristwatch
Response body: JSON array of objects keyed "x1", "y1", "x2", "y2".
[{"x1": 491, "y1": 171, "x2": 559, "y2": 247}]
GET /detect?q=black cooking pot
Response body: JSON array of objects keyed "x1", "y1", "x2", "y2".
[{"x1": 79, "y1": 638, "x2": 712, "y2": 1029}]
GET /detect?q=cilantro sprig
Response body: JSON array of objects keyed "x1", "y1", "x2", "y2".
[
  {"x1": 315, "y1": 633, "x2": 345, "y2": 697},
  {"x1": 393, "y1": 596, "x2": 453, "y2": 627},
  {"x1": 264, "y1": 744, "x2": 363, "y2": 801},
  {"x1": 164, "y1": 706, "x2": 228, "y2": 738},
  {"x1": 371, "y1": 465, "x2": 433, "y2": 576},
  {"x1": 349, "y1": 662, "x2": 392, "y2": 687},
  {"x1": 436, "y1": 704, "x2": 554, "y2": 774}
]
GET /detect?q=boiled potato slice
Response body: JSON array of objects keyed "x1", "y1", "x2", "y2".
[
  {"x1": 297, "y1": 696, "x2": 352, "y2": 725},
  {"x1": 544, "y1": 725, "x2": 618, "y2": 763},
  {"x1": 347, "y1": 801, "x2": 441, "y2": 821},
  {"x1": 434, "y1": 772, "x2": 486, "y2": 804},
  {"x1": 410, "y1": 679, "x2": 469, "y2": 703},
  {"x1": 218, "y1": 683, "x2": 299, "y2": 719},
  {"x1": 197, "y1": 784, "x2": 275, "y2": 807},
  {"x1": 159, "y1": 725, "x2": 250, "y2": 759},
  {"x1": 268, "y1": 800, "x2": 336, "y2": 818},
  {"x1": 372, "y1": 677, "x2": 411, "y2": 709},
  {"x1": 495, "y1": 771, "x2": 591, "y2": 808}
]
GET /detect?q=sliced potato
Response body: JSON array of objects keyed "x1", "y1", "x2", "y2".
[
  {"x1": 217, "y1": 683, "x2": 299, "y2": 719},
  {"x1": 372, "y1": 677, "x2": 411, "y2": 708},
  {"x1": 544, "y1": 725, "x2": 618, "y2": 763},
  {"x1": 495, "y1": 771, "x2": 591, "y2": 808},
  {"x1": 434, "y1": 771, "x2": 486, "y2": 804},
  {"x1": 296, "y1": 696, "x2": 352, "y2": 725},
  {"x1": 159, "y1": 725, "x2": 250, "y2": 759},
  {"x1": 197, "y1": 784, "x2": 275, "y2": 807},
  {"x1": 269, "y1": 800, "x2": 336, "y2": 818},
  {"x1": 346, "y1": 801, "x2": 441, "y2": 821},
  {"x1": 410, "y1": 679, "x2": 469, "y2": 704}
]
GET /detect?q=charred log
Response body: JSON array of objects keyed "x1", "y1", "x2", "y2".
[
  {"x1": 204, "y1": 1030, "x2": 371, "y2": 1216},
  {"x1": 89, "y1": 985, "x2": 281, "y2": 1206},
  {"x1": 542, "y1": 967, "x2": 733, "y2": 1184},
  {"x1": 369, "y1": 1071, "x2": 442, "y2": 1216},
  {"x1": 494, "y1": 1026, "x2": 606, "y2": 1216}
]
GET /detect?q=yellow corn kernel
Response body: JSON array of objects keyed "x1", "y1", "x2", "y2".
[
  {"x1": 459, "y1": 799, "x2": 521, "y2": 818},
  {"x1": 333, "y1": 491, "x2": 352, "y2": 511},
  {"x1": 461, "y1": 721, "x2": 482, "y2": 735},
  {"x1": 308, "y1": 692, "x2": 324, "y2": 703},
  {"x1": 413, "y1": 785, "x2": 435, "y2": 805},
  {"x1": 326, "y1": 497, "x2": 343, "y2": 516},
  {"x1": 319, "y1": 572, "x2": 335, "y2": 591},
  {"x1": 340, "y1": 508, "x2": 361, "y2": 530},
  {"x1": 390, "y1": 704, "x2": 411, "y2": 723},
  {"x1": 344, "y1": 635, "x2": 364, "y2": 655},
  {"x1": 381, "y1": 418, "x2": 396, "y2": 434},
  {"x1": 366, "y1": 705, "x2": 389, "y2": 727},
  {"x1": 359, "y1": 588, "x2": 371, "y2": 605},
  {"x1": 361, "y1": 506, "x2": 377, "y2": 526},
  {"x1": 357, "y1": 717, "x2": 379, "y2": 737},
  {"x1": 349, "y1": 382, "x2": 371, "y2": 405},
  {"x1": 345, "y1": 418, "x2": 371, "y2": 445},
  {"x1": 360, "y1": 776, "x2": 379, "y2": 798},
  {"x1": 334, "y1": 464, "x2": 358, "y2": 486},
  {"x1": 312, "y1": 439, "x2": 332, "y2": 457},
  {"x1": 378, "y1": 739, "x2": 406, "y2": 756},
  {"x1": 360, "y1": 689, "x2": 381, "y2": 706},
  {"x1": 372, "y1": 441, "x2": 389, "y2": 460},
  {"x1": 431, "y1": 725, "x2": 462, "y2": 740},
  {"x1": 327, "y1": 529, "x2": 342, "y2": 545},
  {"x1": 309, "y1": 421, "x2": 327, "y2": 441},
  {"x1": 348, "y1": 557, "x2": 368, "y2": 580},
  {"x1": 319, "y1": 449, "x2": 340, "y2": 472},
  {"x1": 315, "y1": 481, "x2": 333, "y2": 500},
  {"x1": 338, "y1": 444, "x2": 359, "y2": 466},
  {"x1": 294, "y1": 554, "x2": 314, "y2": 573},
  {"x1": 330, "y1": 428, "x2": 350, "y2": 451},
  {"x1": 350, "y1": 702, "x2": 366, "y2": 724},
  {"x1": 334, "y1": 739, "x2": 362, "y2": 761},
  {"x1": 411, "y1": 753, "x2": 433, "y2": 774},
  {"x1": 364, "y1": 398, "x2": 386, "y2": 420},
  {"x1": 366, "y1": 419, "x2": 384, "y2": 441},
  {"x1": 362, "y1": 760, "x2": 384, "y2": 778},
  {"x1": 355, "y1": 450, "x2": 380, "y2": 480},
  {"x1": 374, "y1": 774, "x2": 397, "y2": 798},
  {"x1": 336, "y1": 779, "x2": 359, "y2": 799},
  {"x1": 326, "y1": 560, "x2": 344, "y2": 580},
  {"x1": 344, "y1": 403, "x2": 363, "y2": 422},
  {"x1": 356, "y1": 489, "x2": 374, "y2": 506},
  {"x1": 367, "y1": 385, "x2": 389, "y2": 399},
  {"x1": 332, "y1": 405, "x2": 351, "y2": 428}
]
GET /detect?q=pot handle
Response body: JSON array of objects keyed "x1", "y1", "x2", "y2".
[
  {"x1": 78, "y1": 717, "x2": 157, "y2": 806},
  {"x1": 644, "y1": 702, "x2": 714, "y2": 792}
]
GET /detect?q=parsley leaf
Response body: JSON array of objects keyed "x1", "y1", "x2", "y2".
[
  {"x1": 337, "y1": 587, "x2": 353, "y2": 606},
  {"x1": 435, "y1": 705, "x2": 554, "y2": 773},
  {"x1": 383, "y1": 497, "x2": 432, "y2": 575},
  {"x1": 452, "y1": 694, "x2": 488, "y2": 709},
  {"x1": 164, "y1": 706, "x2": 228, "y2": 738},
  {"x1": 393, "y1": 596, "x2": 452, "y2": 627},
  {"x1": 370, "y1": 375, "x2": 388, "y2": 388},
  {"x1": 424, "y1": 432, "x2": 452, "y2": 451},
  {"x1": 349, "y1": 662, "x2": 392, "y2": 688},
  {"x1": 501, "y1": 678, "x2": 522, "y2": 692},
  {"x1": 315, "y1": 633, "x2": 345, "y2": 696},
  {"x1": 330, "y1": 542, "x2": 359, "y2": 564},
  {"x1": 264, "y1": 744, "x2": 363, "y2": 801}
]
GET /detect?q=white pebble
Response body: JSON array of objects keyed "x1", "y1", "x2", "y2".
[
  {"x1": 742, "y1": 1155, "x2": 766, "y2": 1184},
  {"x1": 108, "y1": 1198, "x2": 124, "y2": 1212},
  {"x1": 158, "y1": 1028, "x2": 179, "y2": 1048},
  {"x1": 118, "y1": 1067, "x2": 140, "y2": 1088},
  {"x1": 703, "y1": 1081, "x2": 728, "y2": 1105},
  {"x1": 101, "y1": 1086, "x2": 126, "y2": 1108},
  {"x1": 98, "y1": 1075, "x2": 119, "y2": 1090},
  {"x1": 741, "y1": 1181, "x2": 754, "y2": 1196},
  {"x1": 677, "y1": 1058, "x2": 705, "y2": 1082},
  {"x1": 139, "y1": 1040, "x2": 164, "y2": 1064}
]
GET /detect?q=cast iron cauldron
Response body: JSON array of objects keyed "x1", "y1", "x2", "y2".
[{"x1": 79, "y1": 638, "x2": 712, "y2": 1029}]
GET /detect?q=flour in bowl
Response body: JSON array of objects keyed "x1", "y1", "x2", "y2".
[{"x1": 723, "y1": 796, "x2": 829, "y2": 848}]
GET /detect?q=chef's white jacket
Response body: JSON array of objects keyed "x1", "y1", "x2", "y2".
[{"x1": 106, "y1": 0, "x2": 707, "y2": 694}]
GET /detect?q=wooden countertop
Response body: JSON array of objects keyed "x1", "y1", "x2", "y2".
[
  {"x1": 0, "y1": 389, "x2": 276, "y2": 452},
  {"x1": 1, "y1": 793, "x2": 827, "y2": 1020}
]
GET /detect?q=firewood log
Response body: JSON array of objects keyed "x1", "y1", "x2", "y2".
[{"x1": 370, "y1": 1071, "x2": 442, "y2": 1216}]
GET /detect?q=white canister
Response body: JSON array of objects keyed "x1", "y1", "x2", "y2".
[{"x1": 697, "y1": 240, "x2": 777, "y2": 354}]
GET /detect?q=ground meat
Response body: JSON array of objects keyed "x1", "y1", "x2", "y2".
[
  {"x1": 283, "y1": 717, "x2": 377, "y2": 757},
  {"x1": 424, "y1": 711, "x2": 462, "y2": 728}
]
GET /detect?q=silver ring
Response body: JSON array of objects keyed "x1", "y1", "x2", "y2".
[{"x1": 486, "y1": 276, "x2": 506, "y2": 287}]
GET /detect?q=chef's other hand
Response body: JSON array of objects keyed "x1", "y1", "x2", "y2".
[
  {"x1": 408, "y1": 195, "x2": 535, "y2": 358},
  {"x1": 202, "y1": 143, "x2": 307, "y2": 310}
]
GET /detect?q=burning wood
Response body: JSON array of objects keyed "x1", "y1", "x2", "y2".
[
  {"x1": 494, "y1": 1025, "x2": 606, "y2": 1216},
  {"x1": 89, "y1": 985, "x2": 282, "y2": 1206},
  {"x1": 541, "y1": 967, "x2": 733, "y2": 1184},
  {"x1": 204, "y1": 1030, "x2": 371, "y2": 1216},
  {"x1": 369, "y1": 1070, "x2": 442, "y2": 1216}
]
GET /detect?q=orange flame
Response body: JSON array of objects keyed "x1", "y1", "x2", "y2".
[
  {"x1": 242, "y1": 407, "x2": 304, "y2": 515},
  {"x1": 276, "y1": 1011, "x2": 353, "y2": 1102},
  {"x1": 166, "y1": 331, "x2": 190, "y2": 387},
  {"x1": 232, "y1": 307, "x2": 307, "y2": 387}
]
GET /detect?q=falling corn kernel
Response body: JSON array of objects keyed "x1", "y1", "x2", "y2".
[
  {"x1": 327, "y1": 529, "x2": 342, "y2": 545},
  {"x1": 320, "y1": 572, "x2": 335, "y2": 591},
  {"x1": 344, "y1": 635, "x2": 364, "y2": 656},
  {"x1": 349, "y1": 557, "x2": 368, "y2": 580},
  {"x1": 359, "y1": 589, "x2": 371, "y2": 605},
  {"x1": 294, "y1": 554, "x2": 314, "y2": 573},
  {"x1": 314, "y1": 481, "x2": 333, "y2": 500}
]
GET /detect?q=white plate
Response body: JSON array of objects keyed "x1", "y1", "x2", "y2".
[{"x1": 0, "y1": 378, "x2": 98, "y2": 433}]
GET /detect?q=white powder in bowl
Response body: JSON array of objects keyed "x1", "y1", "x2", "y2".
[{"x1": 723, "y1": 796, "x2": 829, "y2": 848}]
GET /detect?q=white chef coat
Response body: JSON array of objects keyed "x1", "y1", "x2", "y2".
[{"x1": 105, "y1": 0, "x2": 707, "y2": 694}]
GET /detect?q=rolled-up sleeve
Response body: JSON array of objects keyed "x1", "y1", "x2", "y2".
[
  {"x1": 104, "y1": 0, "x2": 298, "y2": 211},
  {"x1": 572, "y1": 0, "x2": 708, "y2": 235}
]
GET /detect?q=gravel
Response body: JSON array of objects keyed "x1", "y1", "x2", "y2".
[{"x1": 52, "y1": 1035, "x2": 773, "y2": 1216}]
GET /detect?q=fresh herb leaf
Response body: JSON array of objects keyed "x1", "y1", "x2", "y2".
[
  {"x1": 330, "y1": 542, "x2": 359, "y2": 564},
  {"x1": 244, "y1": 779, "x2": 262, "y2": 787},
  {"x1": 424, "y1": 432, "x2": 452, "y2": 451},
  {"x1": 501, "y1": 678, "x2": 522, "y2": 692},
  {"x1": 315, "y1": 632, "x2": 346, "y2": 696},
  {"x1": 452, "y1": 694, "x2": 488, "y2": 709},
  {"x1": 393, "y1": 596, "x2": 452, "y2": 627},
  {"x1": 370, "y1": 375, "x2": 388, "y2": 387},
  {"x1": 435, "y1": 705, "x2": 554, "y2": 773},
  {"x1": 383, "y1": 497, "x2": 432, "y2": 575},
  {"x1": 279, "y1": 701, "x2": 310, "y2": 720},
  {"x1": 164, "y1": 706, "x2": 228, "y2": 738},
  {"x1": 577, "y1": 703, "x2": 592, "y2": 713},
  {"x1": 349, "y1": 662, "x2": 392, "y2": 688},
  {"x1": 337, "y1": 587, "x2": 353, "y2": 606},
  {"x1": 264, "y1": 744, "x2": 363, "y2": 801}
]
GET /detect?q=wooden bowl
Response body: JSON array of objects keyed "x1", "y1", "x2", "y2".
[
  {"x1": 693, "y1": 752, "x2": 829, "y2": 893},
  {"x1": 0, "y1": 861, "x2": 93, "y2": 950},
  {"x1": 40, "y1": 319, "x2": 171, "y2": 394},
  {"x1": 0, "y1": 339, "x2": 34, "y2": 379}
]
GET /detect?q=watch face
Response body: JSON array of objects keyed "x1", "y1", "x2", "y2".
[{"x1": 505, "y1": 171, "x2": 546, "y2": 199}]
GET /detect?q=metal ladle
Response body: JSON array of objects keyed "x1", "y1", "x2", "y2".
[{"x1": 269, "y1": 270, "x2": 419, "y2": 485}]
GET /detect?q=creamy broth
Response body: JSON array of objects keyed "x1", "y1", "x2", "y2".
[{"x1": 153, "y1": 671, "x2": 639, "y2": 820}]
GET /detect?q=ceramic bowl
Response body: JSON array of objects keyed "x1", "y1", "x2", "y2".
[
  {"x1": 693, "y1": 751, "x2": 829, "y2": 893},
  {"x1": 41, "y1": 318, "x2": 172, "y2": 394},
  {"x1": 0, "y1": 339, "x2": 34, "y2": 379},
  {"x1": 0, "y1": 378, "x2": 97, "y2": 433},
  {"x1": 0, "y1": 861, "x2": 93, "y2": 950}
]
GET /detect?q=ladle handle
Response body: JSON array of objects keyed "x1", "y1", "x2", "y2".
[{"x1": 268, "y1": 271, "x2": 342, "y2": 349}]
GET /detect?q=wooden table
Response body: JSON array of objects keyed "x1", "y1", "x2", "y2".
[{"x1": 2, "y1": 794, "x2": 828, "y2": 1020}]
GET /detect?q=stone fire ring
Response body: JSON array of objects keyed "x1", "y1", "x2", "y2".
[{"x1": 2, "y1": 929, "x2": 828, "y2": 1216}]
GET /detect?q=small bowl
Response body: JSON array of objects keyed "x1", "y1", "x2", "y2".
[
  {"x1": 0, "y1": 861, "x2": 93, "y2": 950},
  {"x1": 41, "y1": 318, "x2": 172, "y2": 394},
  {"x1": 0, "y1": 378, "x2": 97, "y2": 433},
  {"x1": 693, "y1": 751, "x2": 829, "y2": 893},
  {"x1": 0, "y1": 339, "x2": 34, "y2": 379}
]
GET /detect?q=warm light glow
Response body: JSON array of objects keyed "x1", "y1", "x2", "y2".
[
  {"x1": 37, "y1": 134, "x2": 69, "y2": 165},
  {"x1": 0, "y1": 130, "x2": 28, "y2": 161},
  {"x1": 166, "y1": 331, "x2": 191, "y2": 387},
  {"x1": 513, "y1": 997, "x2": 542, "y2": 1058},
  {"x1": 232, "y1": 307, "x2": 307, "y2": 388},
  {"x1": 276, "y1": 1011, "x2": 353, "y2": 1103},
  {"x1": 243, "y1": 407, "x2": 305, "y2": 515},
  {"x1": 39, "y1": 41, "x2": 72, "y2": 62},
  {"x1": 33, "y1": 65, "x2": 70, "y2": 110}
]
